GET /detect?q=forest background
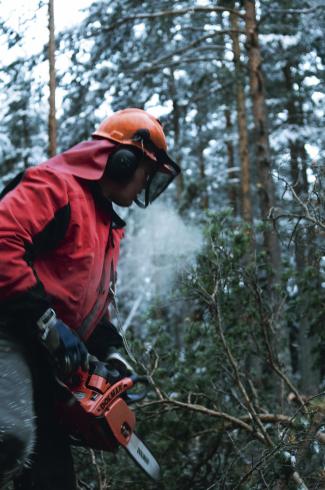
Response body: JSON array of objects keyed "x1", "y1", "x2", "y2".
[{"x1": 1, "y1": 0, "x2": 325, "y2": 488}]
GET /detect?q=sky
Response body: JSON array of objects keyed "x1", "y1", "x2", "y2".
[
  {"x1": 1, "y1": 0, "x2": 173, "y2": 120},
  {"x1": 1, "y1": 0, "x2": 91, "y2": 32},
  {"x1": 1, "y1": 0, "x2": 92, "y2": 62}
]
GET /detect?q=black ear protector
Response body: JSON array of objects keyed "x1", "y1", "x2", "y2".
[{"x1": 105, "y1": 146, "x2": 142, "y2": 184}]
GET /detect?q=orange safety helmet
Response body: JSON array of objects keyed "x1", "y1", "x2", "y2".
[
  {"x1": 92, "y1": 108, "x2": 167, "y2": 163},
  {"x1": 92, "y1": 108, "x2": 181, "y2": 207}
]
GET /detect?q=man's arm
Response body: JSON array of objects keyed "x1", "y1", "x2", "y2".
[
  {"x1": 0, "y1": 166, "x2": 70, "y2": 325},
  {"x1": 0, "y1": 166, "x2": 88, "y2": 376}
]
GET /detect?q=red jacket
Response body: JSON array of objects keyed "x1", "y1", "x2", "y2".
[{"x1": 0, "y1": 139, "x2": 124, "y2": 340}]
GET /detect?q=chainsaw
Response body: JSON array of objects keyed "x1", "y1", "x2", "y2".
[{"x1": 56, "y1": 360, "x2": 161, "y2": 481}]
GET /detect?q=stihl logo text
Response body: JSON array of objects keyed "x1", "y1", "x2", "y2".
[{"x1": 137, "y1": 447, "x2": 149, "y2": 465}]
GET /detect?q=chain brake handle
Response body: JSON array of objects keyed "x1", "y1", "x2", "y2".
[
  {"x1": 62, "y1": 358, "x2": 150, "y2": 405},
  {"x1": 123, "y1": 374, "x2": 150, "y2": 404},
  {"x1": 88, "y1": 358, "x2": 150, "y2": 404}
]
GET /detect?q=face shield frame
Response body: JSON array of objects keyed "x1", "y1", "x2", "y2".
[{"x1": 131, "y1": 129, "x2": 181, "y2": 208}]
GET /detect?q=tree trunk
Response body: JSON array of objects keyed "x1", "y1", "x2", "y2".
[
  {"x1": 283, "y1": 62, "x2": 320, "y2": 393},
  {"x1": 169, "y1": 70, "x2": 184, "y2": 202},
  {"x1": 230, "y1": 8, "x2": 252, "y2": 223},
  {"x1": 48, "y1": 0, "x2": 57, "y2": 157},
  {"x1": 197, "y1": 134, "x2": 209, "y2": 210},
  {"x1": 244, "y1": 0, "x2": 281, "y2": 276},
  {"x1": 225, "y1": 109, "x2": 238, "y2": 215}
]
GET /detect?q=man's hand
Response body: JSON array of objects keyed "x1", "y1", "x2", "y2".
[
  {"x1": 52, "y1": 320, "x2": 89, "y2": 376},
  {"x1": 37, "y1": 309, "x2": 89, "y2": 377}
]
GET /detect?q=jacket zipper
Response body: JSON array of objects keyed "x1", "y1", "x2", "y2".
[{"x1": 78, "y1": 223, "x2": 114, "y2": 339}]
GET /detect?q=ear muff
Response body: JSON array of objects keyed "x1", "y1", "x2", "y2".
[{"x1": 105, "y1": 147, "x2": 141, "y2": 184}]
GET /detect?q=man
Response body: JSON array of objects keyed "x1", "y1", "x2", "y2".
[{"x1": 0, "y1": 108, "x2": 180, "y2": 489}]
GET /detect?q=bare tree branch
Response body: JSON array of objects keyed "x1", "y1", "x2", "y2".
[
  {"x1": 270, "y1": 174, "x2": 325, "y2": 231},
  {"x1": 142, "y1": 398, "x2": 293, "y2": 442},
  {"x1": 213, "y1": 293, "x2": 274, "y2": 447},
  {"x1": 263, "y1": 6, "x2": 325, "y2": 15},
  {"x1": 102, "y1": 6, "x2": 245, "y2": 34},
  {"x1": 249, "y1": 279, "x2": 307, "y2": 412}
]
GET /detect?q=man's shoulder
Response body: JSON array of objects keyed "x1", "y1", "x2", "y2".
[
  {"x1": 26, "y1": 163, "x2": 73, "y2": 181},
  {"x1": 24, "y1": 164, "x2": 83, "y2": 194}
]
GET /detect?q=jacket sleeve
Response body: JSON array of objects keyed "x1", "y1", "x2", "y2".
[{"x1": 0, "y1": 166, "x2": 70, "y2": 326}]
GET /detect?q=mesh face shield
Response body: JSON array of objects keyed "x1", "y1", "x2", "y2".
[
  {"x1": 132, "y1": 129, "x2": 181, "y2": 208},
  {"x1": 134, "y1": 160, "x2": 180, "y2": 208}
]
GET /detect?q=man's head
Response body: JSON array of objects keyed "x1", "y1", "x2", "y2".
[
  {"x1": 98, "y1": 149, "x2": 157, "y2": 207},
  {"x1": 93, "y1": 108, "x2": 180, "y2": 207}
]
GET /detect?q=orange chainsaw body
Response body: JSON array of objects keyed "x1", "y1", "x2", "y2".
[{"x1": 57, "y1": 368, "x2": 136, "y2": 451}]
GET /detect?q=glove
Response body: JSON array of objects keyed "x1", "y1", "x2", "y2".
[
  {"x1": 52, "y1": 320, "x2": 89, "y2": 376},
  {"x1": 37, "y1": 308, "x2": 89, "y2": 377},
  {"x1": 86, "y1": 319, "x2": 123, "y2": 361}
]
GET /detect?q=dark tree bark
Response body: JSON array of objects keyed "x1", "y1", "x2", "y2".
[
  {"x1": 244, "y1": 0, "x2": 281, "y2": 276},
  {"x1": 48, "y1": 0, "x2": 57, "y2": 157},
  {"x1": 225, "y1": 109, "x2": 238, "y2": 215},
  {"x1": 230, "y1": 7, "x2": 252, "y2": 223},
  {"x1": 283, "y1": 62, "x2": 320, "y2": 393},
  {"x1": 197, "y1": 128, "x2": 209, "y2": 211},
  {"x1": 169, "y1": 70, "x2": 184, "y2": 203}
]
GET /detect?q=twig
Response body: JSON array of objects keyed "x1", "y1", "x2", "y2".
[
  {"x1": 89, "y1": 449, "x2": 106, "y2": 490},
  {"x1": 213, "y1": 283, "x2": 274, "y2": 447},
  {"x1": 142, "y1": 398, "x2": 266, "y2": 442},
  {"x1": 273, "y1": 174, "x2": 325, "y2": 231},
  {"x1": 233, "y1": 445, "x2": 280, "y2": 489},
  {"x1": 250, "y1": 280, "x2": 307, "y2": 412}
]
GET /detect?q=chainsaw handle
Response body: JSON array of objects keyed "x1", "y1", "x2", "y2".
[
  {"x1": 124, "y1": 374, "x2": 150, "y2": 404},
  {"x1": 130, "y1": 374, "x2": 150, "y2": 385}
]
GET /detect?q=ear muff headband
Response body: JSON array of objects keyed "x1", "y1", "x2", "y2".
[{"x1": 105, "y1": 147, "x2": 141, "y2": 183}]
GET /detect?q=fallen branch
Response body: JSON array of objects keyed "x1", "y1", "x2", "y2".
[{"x1": 142, "y1": 398, "x2": 292, "y2": 441}]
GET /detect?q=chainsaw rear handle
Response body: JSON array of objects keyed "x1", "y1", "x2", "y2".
[{"x1": 124, "y1": 374, "x2": 150, "y2": 404}]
